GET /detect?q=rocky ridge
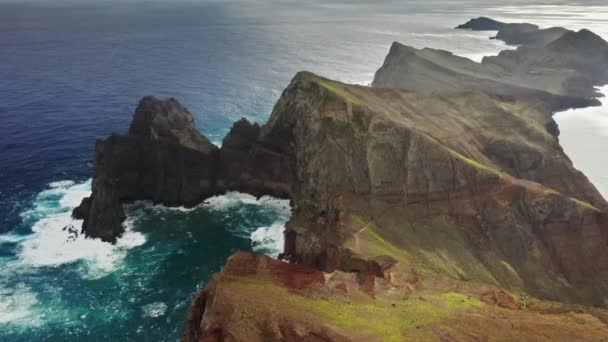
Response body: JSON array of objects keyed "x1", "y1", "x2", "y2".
[
  {"x1": 374, "y1": 18, "x2": 608, "y2": 112},
  {"x1": 73, "y1": 17, "x2": 608, "y2": 341}
]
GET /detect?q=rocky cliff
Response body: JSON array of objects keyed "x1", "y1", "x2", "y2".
[
  {"x1": 374, "y1": 18, "x2": 608, "y2": 111},
  {"x1": 74, "y1": 97, "x2": 292, "y2": 242},
  {"x1": 74, "y1": 17, "x2": 608, "y2": 341},
  {"x1": 73, "y1": 97, "x2": 219, "y2": 242},
  {"x1": 181, "y1": 71, "x2": 608, "y2": 341}
]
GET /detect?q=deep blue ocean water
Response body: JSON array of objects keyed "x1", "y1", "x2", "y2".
[{"x1": 1, "y1": 1, "x2": 607, "y2": 341}]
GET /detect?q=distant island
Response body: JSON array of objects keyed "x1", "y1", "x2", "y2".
[{"x1": 73, "y1": 18, "x2": 608, "y2": 340}]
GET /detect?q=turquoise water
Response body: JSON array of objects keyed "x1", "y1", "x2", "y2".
[
  {"x1": 1, "y1": 1, "x2": 607, "y2": 341},
  {"x1": 0, "y1": 180, "x2": 290, "y2": 341}
]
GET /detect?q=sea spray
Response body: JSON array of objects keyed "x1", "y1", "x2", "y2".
[
  {"x1": 0, "y1": 180, "x2": 292, "y2": 340},
  {"x1": 15, "y1": 180, "x2": 146, "y2": 279},
  {"x1": 125, "y1": 191, "x2": 292, "y2": 257}
]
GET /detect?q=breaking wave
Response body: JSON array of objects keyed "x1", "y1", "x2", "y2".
[
  {"x1": 0, "y1": 179, "x2": 147, "y2": 330},
  {"x1": 0, "y1": 181, "x2": 291, "y2": 335},
  {"x1": 125, "y1": 191, "x2": 292, "y2": 258},
  {"x1": 13, "y1": 179, "x2": 146, "y2": 279}
]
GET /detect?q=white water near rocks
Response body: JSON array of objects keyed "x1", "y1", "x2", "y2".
[
  {"x1": 124, "y1": 191, "x2": 291, "y2": 256},
  {"x1": 141, "y1": 302, "x2": 168, "y2": 319},
  {"x1": 15, "y1": 180, "x2": 146, "y2": 278},
  {"x1": 0, "y1": 180, "x2": 146, "y2": 329},
  {"x1": 0, "y1": 180, "x2": 291, "y2": 331}
]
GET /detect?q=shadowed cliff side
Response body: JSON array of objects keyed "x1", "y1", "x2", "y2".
[{"x1": 73, "y1": 97, "x2": 292, "y2": 243}]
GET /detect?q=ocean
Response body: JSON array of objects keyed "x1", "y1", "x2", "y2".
[{"x1": 1, "y1": 1, "x2": 607, "y2": 340}]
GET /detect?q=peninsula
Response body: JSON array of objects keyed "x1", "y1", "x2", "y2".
[{"x1": 74, "y1": 18, "x2": 608, "y2": 341}]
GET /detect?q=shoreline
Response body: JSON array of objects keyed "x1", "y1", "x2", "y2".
[{"x1": 554, "y1": 85, "x2": 608, "y2": 200}]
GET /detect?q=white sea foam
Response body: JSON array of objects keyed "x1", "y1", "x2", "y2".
[
  {"x1": 203, "y1": 191, "x2": 264, "y2": 211},
  {"x1": 0, "y1": 179, "x2": 150, "y2": 328},
  {"x1": 141, "y1": 302, "x2": 168, "y2": 318},
  {"x1": 124, "y1": 191, "x2": 292, "y2": 258},
  {"x1": 2, "y1": 180, "x2": 147, "y2": 280},
  {"x1": 48, "y1": 180, "x2": 75, "y2": 188},
  {"x1": 0, "y1": 283, "x2": 40, "y2": 326},
  {"x1": 12, "y1": 180, "x2": 146, "y2": 279},
  {"x1": 250, "y1": 222, "x2": 285, "y2": 258}
]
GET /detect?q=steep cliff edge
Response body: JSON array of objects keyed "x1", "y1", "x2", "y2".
[
  {"x1": 181, "y1": 72, "x2": 608, "y2": 340},
  {"x1": 262, "y1": 72, "x2": 608, "y2": 302},
  {"x1": 374, "y1": 19, "x2": 608, "y2": 111},
  {"x1": 73, "y1": 97, "x2": 220, "y2": 242}
]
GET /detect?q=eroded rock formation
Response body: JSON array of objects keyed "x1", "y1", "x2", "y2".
[{"x1": 74, "y1": 97, "x2": 292, "y2": 242}]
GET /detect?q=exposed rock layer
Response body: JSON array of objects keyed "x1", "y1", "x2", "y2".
[
  {"x1": 183, "y1": 251, "x2": 608, "y2": 342},
  {"x1": 74, "y1": 98, "x2": 292, "y2": 242}
]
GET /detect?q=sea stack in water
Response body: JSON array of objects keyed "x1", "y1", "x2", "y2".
[
  {"x1": 73, "y1": 96, "x2": 219, "y2": 242},
  {"x1": 74, "y1": 97, "x2": 293, "y2": 242}
]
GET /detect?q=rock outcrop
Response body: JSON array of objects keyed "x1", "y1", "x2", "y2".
[
  {"x1": 74, "y1": 98, "x2": 292, "y2": 242},
  {"x1": 73, "y1": 97, "x2": 219, "y2": 242},
  {"x1": 183, "y1": 252, "x2": 608, "y2": 342},
  {"x1": 457, "y1": 17, "x2": 569, "y2": 48}
]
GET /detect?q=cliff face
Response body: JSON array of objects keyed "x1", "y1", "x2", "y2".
[
  {"x1": 180, "y1": 71, "x2": 608, "y2": 341},
  {"x1": 260, "y1": 72, "x2": 608, "y2": 303},
  {"x1": 73, "y1": 97, "x2": 219, "y2": 242}
]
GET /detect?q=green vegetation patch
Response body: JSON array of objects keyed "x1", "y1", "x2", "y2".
[
  {"x1": 543, "y1": 189, "x2": 600, "y2": 211},
  {"x1": 230, "y1": 277, "x2": 483, "y2": 342},
  {"x1": 349, "y1": 214, "x2": 501, "y2": 285},
  {"x1": 432, "y1": 292, "x2": 484, "y2": 310},
  {"x1": 350, "y1": 215, "x2": 416, "y2": 267},
  {"x1": 568, "y1": 197, "x2": 600, "y2": 211},
  {"x1": 449, "y1": 149, "x2": 506, "y2": 178},
  {"x1": 316, "y1": 79, "x2": 362, "y2": 105}
]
